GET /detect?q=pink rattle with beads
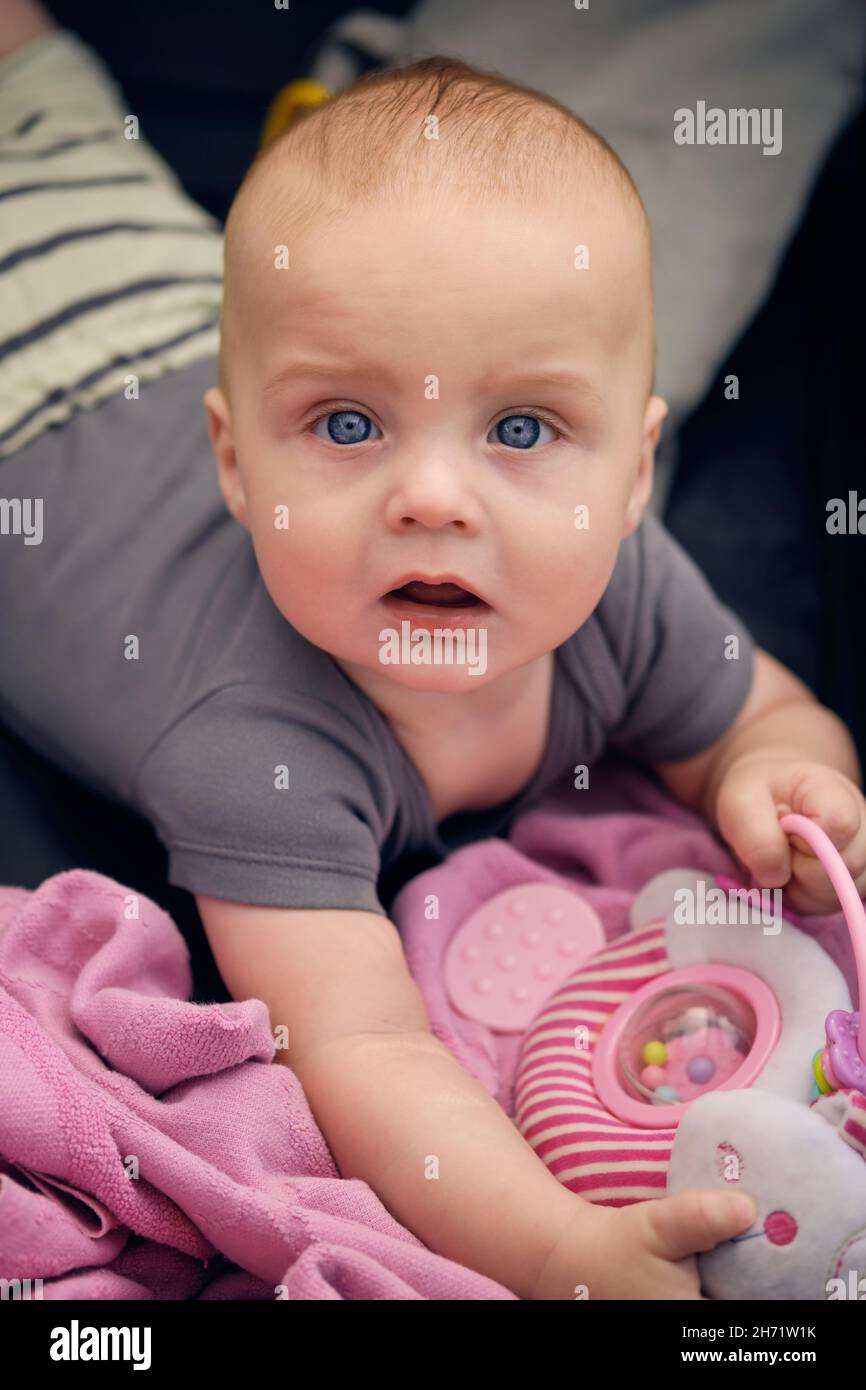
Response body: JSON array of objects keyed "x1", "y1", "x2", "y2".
[
  {"x1": 592, "y1": 811, "x2": 866, "y2": 1124},
  {"x1": 444, "y1": 808, "x2": 866, "y2": 1299}
]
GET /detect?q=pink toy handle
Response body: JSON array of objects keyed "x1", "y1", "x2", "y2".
[{"x1": 778, "y1": 812, "x2": 866, "y2": 1064}]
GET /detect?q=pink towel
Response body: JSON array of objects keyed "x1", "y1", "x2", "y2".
[
  {"x1": 0, "y1": 876, "x2": 511, "y2": 1300},
  {"x1": 0, "y1": 755, "x2": 855, "y2": 1299}
]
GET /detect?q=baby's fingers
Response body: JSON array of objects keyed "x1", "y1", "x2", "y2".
[
  {"x1": 716, "y1": 770, "x2": 792, "y2": 888},
  {"x1": 785, "y1": 846, "x2": 866, "y2": 915},
  {"x1": 645, "y1": 1189, "x2": 757, "y2": 1263}
]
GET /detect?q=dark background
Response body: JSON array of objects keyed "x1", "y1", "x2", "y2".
[{"x1": 47, "y1": 0, "x2": 415, "y2": 220}]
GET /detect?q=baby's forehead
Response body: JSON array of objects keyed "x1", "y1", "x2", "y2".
[
  {"x1": 239, "y1": 164, "x2": 647, "y2": 300},
  {"x1": 225, "y1": 156, "x2": 652, "y2": 395}
]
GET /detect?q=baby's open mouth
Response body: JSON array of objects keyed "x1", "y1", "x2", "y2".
[{"x1": 384, "y1": 580, "x2": 484, "y2": 609}]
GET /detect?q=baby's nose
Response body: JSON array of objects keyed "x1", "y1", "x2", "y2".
[{"x1": 383, "y1": 456, "x2": 483, "y2": 533}]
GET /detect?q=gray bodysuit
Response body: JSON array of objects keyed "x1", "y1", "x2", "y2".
[{"x1": 0, "y1": 358, "x2": 755, "y2": 917}]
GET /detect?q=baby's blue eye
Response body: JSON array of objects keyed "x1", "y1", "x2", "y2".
[
  {"x1": 490, "y1": 415, "x2": 555, "y2": 449},
  {"x1": 313, "y1": 410, "x2": 381, "y2": 445}
]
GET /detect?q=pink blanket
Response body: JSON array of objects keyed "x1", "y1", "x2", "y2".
[{"x1": 0, "y1": 756, "x2": 855, "y2": 1299}]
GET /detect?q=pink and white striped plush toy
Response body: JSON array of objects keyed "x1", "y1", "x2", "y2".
[{"x1": 513, "y1": 854, "x2": 866, "y2": 1301}]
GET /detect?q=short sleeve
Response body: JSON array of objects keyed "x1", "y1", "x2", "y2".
[
  {"x1": 131, "y1": 683, "x2": 395, "y2": 914},
  {"x1": 597, "y1": 512, "x2": 756, "y2": 763}
]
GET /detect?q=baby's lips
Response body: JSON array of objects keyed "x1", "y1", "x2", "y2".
[
  {"x1": 383, "y1": 569, "x2": 493, "y2": 607},
  {"x1": 395, "y1": 580, "x2": 475, "y2": 603}
]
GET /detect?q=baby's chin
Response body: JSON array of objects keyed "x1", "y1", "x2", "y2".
[
  {"x1": 369, "y1": 661, "x2": 495, "y2": 692},
  {"x1": 335, "y1": 635, "x2": 496, "y2": 688}
]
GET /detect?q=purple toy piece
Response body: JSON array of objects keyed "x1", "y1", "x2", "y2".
[{"x1": 825, "y1": 1009, "x2": 866, "y2": 1092}]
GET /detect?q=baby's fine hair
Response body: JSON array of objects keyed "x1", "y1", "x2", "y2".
[{"x1": 219, "y1": 54, "x2": 652, "y2": 395}]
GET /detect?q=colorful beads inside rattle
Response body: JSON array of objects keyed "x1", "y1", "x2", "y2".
[
  {"x1": 620, "y1": 987, "x2": 754, "y2": 1108},
  {"x1": 642, "y1": 1040, "x2": 667, "y2": 1067},
  {"x1": 639, "y1": 1025, "x2": 743, "y2": 1103}
]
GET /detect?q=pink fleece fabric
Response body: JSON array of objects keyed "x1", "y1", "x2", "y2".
[{"x1": 0, "y1": 756, "x2": 855, "y2": 1299}]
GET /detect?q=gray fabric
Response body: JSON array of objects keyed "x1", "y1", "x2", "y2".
[{"x1": 0, "y1": 359, "x2": 755, "y2": 914}]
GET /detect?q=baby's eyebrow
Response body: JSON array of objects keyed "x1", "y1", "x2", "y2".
[
  {"x1": 489, "y1": 369, "x2": 605, "y2": 410},
  {"x1": 262, "y1": 359, "x2": 604, "y2": 411},
  {"x1": 262, "y1": 357, "x2": 390, "y2": 398}
]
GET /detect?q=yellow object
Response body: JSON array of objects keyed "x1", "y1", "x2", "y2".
[
  {"x1": 642, "y1": 1040, "x2": 667, "y2": 1066},
  {"x1": 260, "y1": 79, "x2": 332, "y2": 147},
  {"x1": 813, "y1": 1048, "x2": 833, "y2": 1094}
]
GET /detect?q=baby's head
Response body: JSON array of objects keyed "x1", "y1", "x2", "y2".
[{"x1": 205, "y1": 56, "x2": 666, "y2": 693}]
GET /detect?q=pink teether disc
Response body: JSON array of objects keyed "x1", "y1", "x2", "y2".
[{"x1": 444, "y1": 883, "x2": 606, "y2": 1032}]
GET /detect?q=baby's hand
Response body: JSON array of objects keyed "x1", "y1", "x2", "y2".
[
  {"x1": 714, "y1": 753, "x2": 866, "y2": 915},
  {"x1": 534, "y1": 1188, "x2": 756, "y2": 1300}
]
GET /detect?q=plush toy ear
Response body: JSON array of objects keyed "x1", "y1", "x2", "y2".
[{"x1": 668, "y1": 1088, "x2": 866, "y2": 1300}]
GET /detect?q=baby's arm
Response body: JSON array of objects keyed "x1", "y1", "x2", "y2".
[
  {"x1": 196, "y1": 895, "x2": 754, "y2": 1298},
  {"x1": 655, "y1": 647, "x2": 860, "y2": 822}
]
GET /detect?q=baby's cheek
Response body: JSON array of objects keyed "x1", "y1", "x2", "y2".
[
  {"x1": 258, "y1": 525, "x2": 325, "y2": 594},
  {"x1": 528, "y1": 524, "x2": 616, "y2": 602},
  {"x1": 245, "y1": 476, "x2": 319, "y2": 551}
]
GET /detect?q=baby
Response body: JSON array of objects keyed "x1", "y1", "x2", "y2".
[
  {"x1": 201, "y1": 62, "x2": 866, "y2": 1297},
  {"x1": 2, "y1": 7, "x2": 865, "y2": 1300}
]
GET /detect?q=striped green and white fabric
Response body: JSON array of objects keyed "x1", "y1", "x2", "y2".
[{"x1": 0, "y1": 29, "x2": 223, "y2": 460}]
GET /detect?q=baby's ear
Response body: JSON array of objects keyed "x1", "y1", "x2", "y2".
[
  {"x1": 643, "y1": 394, "x2": 669, "y2": 448},
  {"x1": 203, "y1": 387, "x2": 249, "y2": 530},
  {"x1": 622, "y1": 395, "x2": 668, "y2": 536}
]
